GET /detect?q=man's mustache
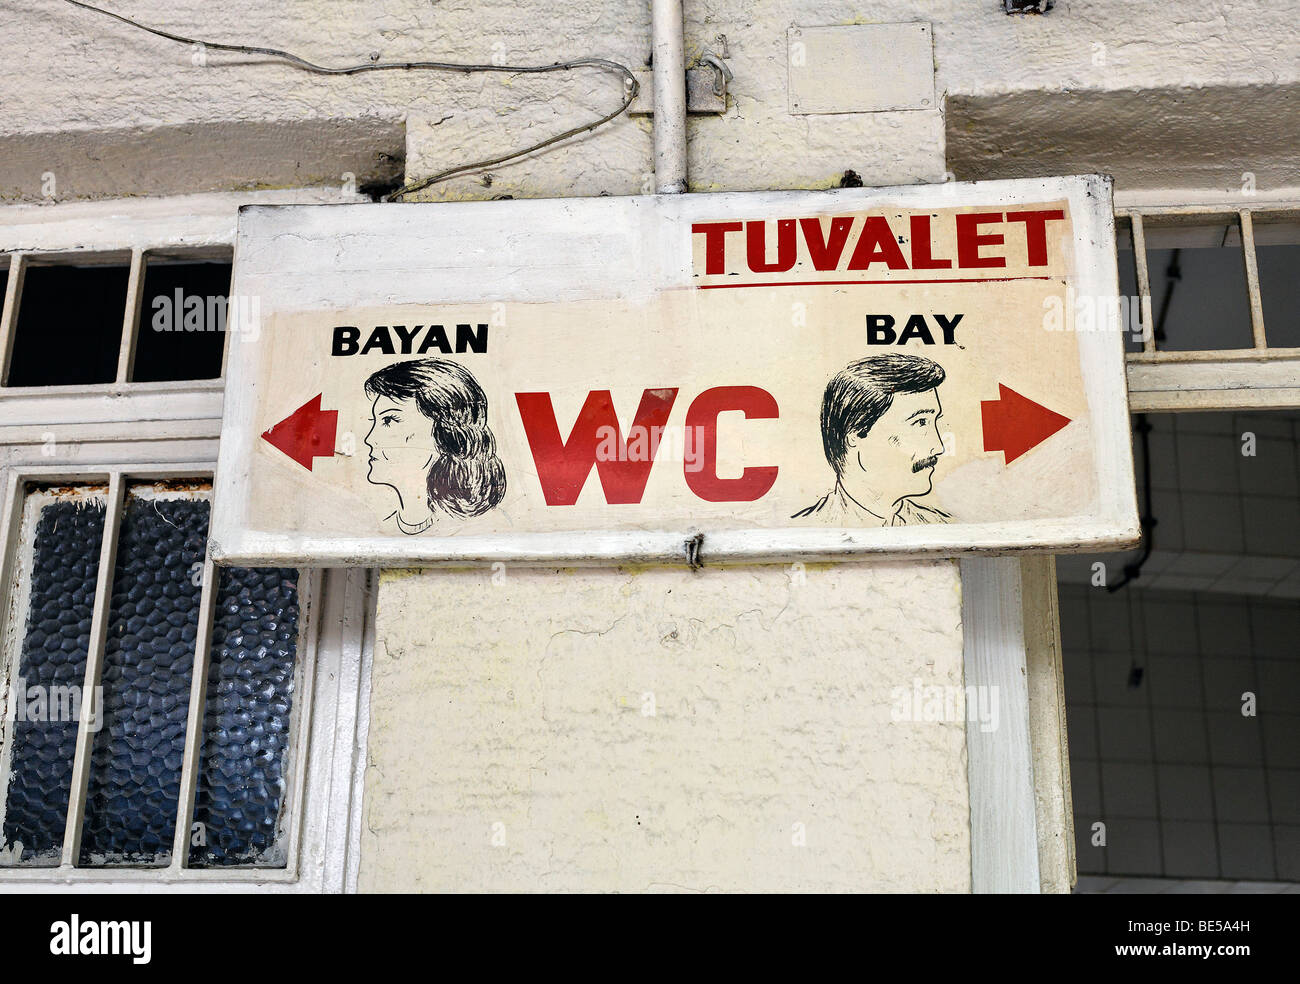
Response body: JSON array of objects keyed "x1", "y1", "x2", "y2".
[{"x1": 912, "y1": 455, "x2": 940, "y2": 473}]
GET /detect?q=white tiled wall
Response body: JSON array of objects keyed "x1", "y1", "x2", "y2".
[
  {"x1": 1057, "y1": 411, "x2": 1300, "y2": 598},
  {"x1": 1060, "y1": 409, "x2": 1300, "y2": 882},
  {"x1": 1061, "y1": 585, "x2": 1300, "y2": 880}
]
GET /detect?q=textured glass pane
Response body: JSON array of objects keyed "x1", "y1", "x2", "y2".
[
  {"x1": 189, "y1": 567, "x2": 299, "y2": 867},
  {"x1": 79, "y1": 490, "x2": 209, "y2": 866},
  {"x1": 1, "y1": 492, "x2": 106, "y2": 866}
]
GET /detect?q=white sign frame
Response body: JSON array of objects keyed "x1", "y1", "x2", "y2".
[{"x1": 212, "y1": 175, "x2": 1137, "y2": 567}]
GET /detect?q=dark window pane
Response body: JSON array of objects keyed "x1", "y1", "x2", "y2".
[
  {"x1": 1, "y1": 490, "x2": 106, "y2": 866},
  {"x1": 1255, "y1": 243, "x2": 1300, "y2": 349},
  {"x1": 189, "y1": 567, "x2": 299, "y2": 868},
  {"x1": 3, "y1": 481, "x2": 306, "y2": 871},
  {"x1": 134, "y1": 261, "x2": 231, "y2": 382},
  {"x1": 1117, "y1": 245, "x2": 1144, "y2": 355},
  {"x1": 8, "y1": 264, "x2": 127, "y2": 386},
  {"x1": 79, "y1": 489, "x2": 209, "y2": 866},
  {"x1": 1146, "y1": 245, "x2": 1255, "y2": 352}
]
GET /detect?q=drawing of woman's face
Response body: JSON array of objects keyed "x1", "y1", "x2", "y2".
[
  {"x1": 362, "y1": 358, "x2": 507, "y2": 528},
  {"x1": 364, "y1": 395, "x2": 441, "y2": 490}
]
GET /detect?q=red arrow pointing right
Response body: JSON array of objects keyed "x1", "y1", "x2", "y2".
[
  {"x1": 981, "y1": 384, "x2": 1071, "y2": 464},
  {"x1": 261, "y1": 394, "x2": 338, "y2": 471}
]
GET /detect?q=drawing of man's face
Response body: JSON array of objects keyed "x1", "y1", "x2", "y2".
[
  {"x1": 364, "y1": 395, "x2": 440, "y2": 490},
  {"x1": 845, "y1": 387, "x2": 946, "y2": 499}
]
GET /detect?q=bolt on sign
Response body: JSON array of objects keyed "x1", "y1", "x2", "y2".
[{"x1": 212, "y1": 175, "x2": 1138, "y2": 566}]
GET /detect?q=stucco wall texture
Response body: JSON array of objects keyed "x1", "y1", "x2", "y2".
[
  {"x1": 7, "y1": 1, "x2": 1298, "y2": 200},
  {"x1": 361, "y1": 562, "x2": 970, "y2": 892}
]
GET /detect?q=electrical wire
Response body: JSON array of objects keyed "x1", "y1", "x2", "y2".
[
  {"x1": 1107, "y1": 251, "x2": 1183, "y2": 595},
  {"x1": 60, "y1": 0, "x2": 639, "y2": 201}
]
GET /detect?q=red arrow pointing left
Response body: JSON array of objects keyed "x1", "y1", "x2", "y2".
[{"x1": 261, "y1": 394, "x2": 338, "y2": 471}]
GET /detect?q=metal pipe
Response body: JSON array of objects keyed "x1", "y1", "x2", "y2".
[{"x1": 652, "y1": 0, "x2": 687, "y2": 194}]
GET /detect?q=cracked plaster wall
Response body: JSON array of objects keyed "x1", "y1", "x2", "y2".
[
  {"x1": 360, "y1": 561, "x2": 970, "y2": 892},
  {"x1": 8, "y1": 2, "x2": 1293, "y2": 201}
]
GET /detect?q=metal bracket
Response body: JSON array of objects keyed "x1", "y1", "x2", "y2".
[
  {"x1": 684, "y1": 533, "x2": 704, "y2": 570},
  {"x1": 628, "y1": 63, "x2": 729, "y2": 115},
  {"x1": 699, "y1": 51, "x2": 734, "y2": 97}
]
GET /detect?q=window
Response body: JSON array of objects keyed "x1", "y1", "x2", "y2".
[
  {"x1": 134, "y1": 256, "x2": 233, "y2": 382},
  {"x1": 1116, "y1": 201, "x2": 1300, "y2": 411},
  {"x1": 9, "y1": 258, "x2": 129, "y2": 386},
  {"x1": 1, "y1": 480, "x2": 309, "y2": 870},
  {"x1": 1060, "y1": 410, "x2": 1300, "y2": 884},
  {"x1": 1063, "y1": 193, "x2": 1300, "y2": 891},
  {"x1": 0, "y1": 189, "x2": 373, "y2": 891},
  {"x1": 3, "y1": 250, "x2": 231, "y2": 389}
]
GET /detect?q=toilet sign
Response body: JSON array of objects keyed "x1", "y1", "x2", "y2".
[{"x1": 212, "y1": 175, "x2": 1138, "y2": 566}]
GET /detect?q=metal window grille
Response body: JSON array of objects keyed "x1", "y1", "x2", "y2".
[{"x1": 1117, "y1": 203, "x2": 1300, "y2": 412}]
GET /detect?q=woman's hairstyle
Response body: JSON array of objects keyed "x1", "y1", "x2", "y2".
[{"x1": 364, "y1": 358, "x2": 506, "y2": 518}]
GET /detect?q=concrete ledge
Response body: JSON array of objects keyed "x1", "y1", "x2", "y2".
[
  {"x1": 946, "y1": 83, "x2": 1300, "y2": 193},
  {"x1": 0, "y1": 115, "x2": 406, "y2": 203}
]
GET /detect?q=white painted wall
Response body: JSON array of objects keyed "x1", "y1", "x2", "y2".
[
  {"x1": 362, "y1": 562, "x2": 970, "y2": 892},
  {"x1": 6, "y1": 2, "x2": 1296, "y2": 200}
]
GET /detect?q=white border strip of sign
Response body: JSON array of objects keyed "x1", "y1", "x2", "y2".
[{"x1": 212, "y1": 175, "x2": 1136, "y2": 567}]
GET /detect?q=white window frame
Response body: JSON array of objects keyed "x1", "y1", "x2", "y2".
[
  {"x1": 967, "y1": 189, "x2": 1300, "y2": 893},
  {"x1": 0, "y1": 189, "x2": 374, "y2": 892},
  {"x1": 1116, "y1": 189, "x2": 1300, "y2": 412}
]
